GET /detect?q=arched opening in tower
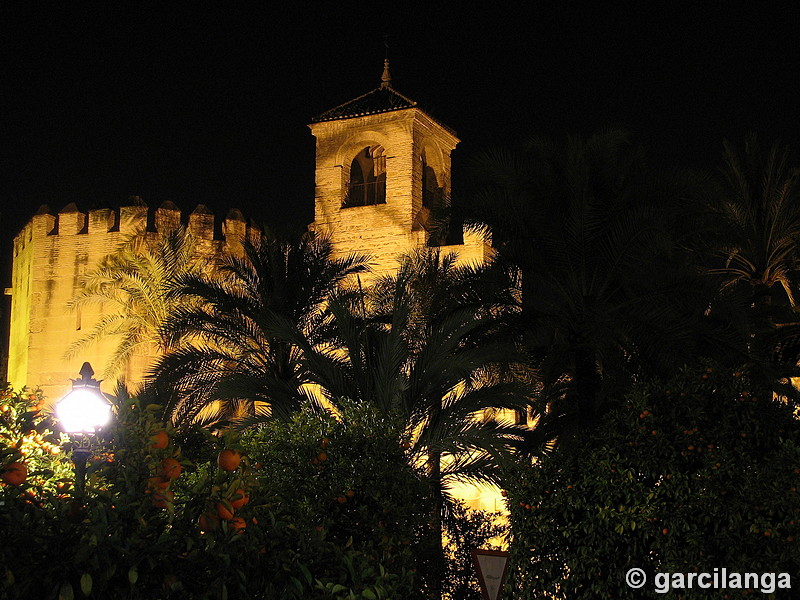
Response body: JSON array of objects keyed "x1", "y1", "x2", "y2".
[{"x1": 343, "y1": 146, "x2": 386, "y2": 208}]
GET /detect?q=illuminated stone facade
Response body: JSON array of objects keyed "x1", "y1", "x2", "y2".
[{"x1": 7, "y1": 201, "x2": 253, "y2": 400}]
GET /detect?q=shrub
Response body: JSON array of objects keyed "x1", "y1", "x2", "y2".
[
  {"x1": 0, "y1": 390, "x2": 423, "y2": 599},
  {"x1": 241, "y1": 399, "x2": 434, "y2": 595},
  {"x1": 505, "y1": 364, "x2": 800, "y2": 599}
]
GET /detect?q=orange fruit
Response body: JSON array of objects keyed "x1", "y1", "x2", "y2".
[
  {"x1": 317, "y1": 452, "x2": 328, "y2": 463},
  {"x1": 147, "y1": 476, "x2": 170, "y2": 492},
  {"x1": 215, "y1": 501, "x2": 234, "y2": 520},
  {"x1": 231, "y1": 489, "x2": 250, "y2": 509},
  {"x1": 228, "y1": 517, "x2": 246, "y2": 534},
  {"x1": 152, "y1": 489, "x2": 174, "y2": 508},
  {"x1": 345, "y1": 489, "x2": 354, "y2": 498},
  {"x1": 160, "y1": 458, "x2": 182, "y2": 480},
  {"x1": 198, "y1": 511, "x2": 220, "y2": 532},
  {"x1": 320, "y1": 437, "x2": 330, "y2": 448},
  {"x1": 149, "y1": 430, "x2": 169, "y2": 450},
  {"x1": 217, "y1": 449, "x2": 241, "y2": 471},
  {"x1": 1, "y1": 462, "x2": 28, "y2": 486}
]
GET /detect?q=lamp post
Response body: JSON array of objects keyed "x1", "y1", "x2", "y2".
[{"x1": 55, "y1": 362, "x2": 112, "y2": 494}]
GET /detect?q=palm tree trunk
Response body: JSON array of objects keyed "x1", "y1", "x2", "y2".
[
  {"x1": 574, "y1": 346, "x2": 599, "y2": 420},
  {"x1": 428, "y1": 448, "x2": 445, "y2": 600}
]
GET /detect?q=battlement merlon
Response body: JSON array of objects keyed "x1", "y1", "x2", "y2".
[
  {"x1": 12, "y1": 200, "x2": 256, "y2": 251},
  {"x1": 189, "y1": 204, "x2": 214, "y2": 240}
]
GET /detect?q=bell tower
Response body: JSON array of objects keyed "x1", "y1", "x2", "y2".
[{"x1": 309, "y1": 61, "x2": 478, "y2": 277}]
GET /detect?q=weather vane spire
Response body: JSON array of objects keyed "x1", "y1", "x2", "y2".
[{"x1": 381, "y1": 34, "x2": 391, "y2": 89}]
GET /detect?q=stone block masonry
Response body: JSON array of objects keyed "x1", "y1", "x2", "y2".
[{"x1": 7, "y1": 200, "x2": 256, "y2": 401}]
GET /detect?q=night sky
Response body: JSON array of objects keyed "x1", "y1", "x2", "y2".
[{"x1": 4, "y1": 4, "x2": 800, "y2": 276}]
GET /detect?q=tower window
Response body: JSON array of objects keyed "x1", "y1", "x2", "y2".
[
  {"x1": 422, "y1": 160, "x2": 443, "y2": 210},
  {"x1": 420, "y1": 153, "x2": 451, "y2": 246},
  {"x1": 343, "y1": 146, "x2": 386, "y2": 208}
]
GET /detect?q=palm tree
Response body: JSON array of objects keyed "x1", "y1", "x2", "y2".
[
  {"x1": 65, "y1": 226, "x2": 203, "y2": 384},
  {"x1": 462, "y1": 129, "x2": 704, "y2": 444},
  {"x1": 707, "y1": 135, "x2": 800, "y2": 306},
  {"x1": 147, "y1": 230, "x2": 368, "y2": 424},
  {"x1": 700, "y1": 135, "x2": 800, "y2": 378},
  {"x1": 298, "y1": 250, "x2": 529, "y2": 595}
]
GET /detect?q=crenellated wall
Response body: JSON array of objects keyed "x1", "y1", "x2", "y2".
[{"x1": 7, "y1": 200, "x2": 257, "y2": 401}]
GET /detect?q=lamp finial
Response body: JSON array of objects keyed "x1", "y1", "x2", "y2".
[{"x1": 79, "y1": 362, "x2": 94, "y2": 382}]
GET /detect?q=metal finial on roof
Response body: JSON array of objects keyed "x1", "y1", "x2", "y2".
[{"x1": 380, "y1": 58, "x2": 391, "y2": 89}]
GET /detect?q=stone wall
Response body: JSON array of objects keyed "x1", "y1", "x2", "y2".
[{"x1": 7, "y1": 200, "x2": 255, "y2": 401}]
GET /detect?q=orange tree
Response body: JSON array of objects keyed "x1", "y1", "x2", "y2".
[
  {"x1": 0, "y1": 385, "x2": 73, "y2": 490},
  {"x1": 0, "y1": 387, "x2": 419, "y2": 599},
  {"x1": 504, "y1": 363, "x2": 800, "y2": 599},
  {"x1": 241, "y1": 399, "x2": 434, "y2": 595}
]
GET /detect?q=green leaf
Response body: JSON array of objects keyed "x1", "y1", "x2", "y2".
[
  {"x1": 58, "y1": 582, "x2": 74, "y2": 600},
  {"x1": 291, "y1": 577, "x2": 303, "y2": 593},
  {"x1": 128, "y1": 566, "x2": 138, "y2": 585},
  {"x1": 299, "y1": 563, "x2": 313, "y2": 585},
  {"x1": 80, "y1": 573, "x2": 92, "y2": 596},
  {"x1": 362, "y1": 588, "x2": 377, "y2": 600}
]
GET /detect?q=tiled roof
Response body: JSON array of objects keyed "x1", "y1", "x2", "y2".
[{"x1": 312, "y1": 86, "x2": 418, "y2": 122}]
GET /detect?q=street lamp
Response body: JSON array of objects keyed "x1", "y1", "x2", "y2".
[{"x1": 55, "y1": 362, "x2": 112, "y2": 494}]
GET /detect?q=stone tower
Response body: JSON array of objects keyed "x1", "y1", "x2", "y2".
[
  {"x1": 309, "y1": 60, "x2": 489, "y2": 276},
  {"x1": 309, "y1": 63, "x2": 499, "y2": 513}
]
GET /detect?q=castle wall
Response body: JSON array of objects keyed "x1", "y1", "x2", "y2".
[{"x1": 7, "y1": 201, "x2": 252, "y2": 402}]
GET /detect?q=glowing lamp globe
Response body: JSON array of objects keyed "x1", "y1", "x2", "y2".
[{"x1": 56, "y1": 363, "x2": 112, "y2": 434}]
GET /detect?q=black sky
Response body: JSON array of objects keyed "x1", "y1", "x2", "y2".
[{"x1": 3, "y1": 3, "x2": 800, "y2": 271}]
